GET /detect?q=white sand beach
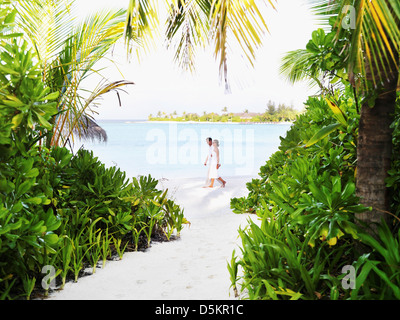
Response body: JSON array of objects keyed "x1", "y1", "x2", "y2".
[{"x1": 48, "y1": 175, "x2": 256, "y2": 300}]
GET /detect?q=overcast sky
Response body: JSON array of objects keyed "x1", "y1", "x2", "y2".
[{"x1": 75, "y1": 0, "x2": 319, "y2": 120}]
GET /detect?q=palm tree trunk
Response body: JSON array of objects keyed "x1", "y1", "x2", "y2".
[
  {"x1": 355, "y1": 0, "x2": 400, "y2": 233},
  {"x1": 356, "y1": 68, "x2": 399, "y2": 233}
]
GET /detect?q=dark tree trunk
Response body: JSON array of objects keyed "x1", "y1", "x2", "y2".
[
  {"x1": 355, "y1": 1, "x2": 400, "y2": 233},
  {"x1": 356, "y1": 81, "x2": 398, "y2": 232}
]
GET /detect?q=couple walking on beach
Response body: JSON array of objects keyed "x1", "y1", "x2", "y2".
[{"x1": 203, "y1": 137, "x2": 226, "y2": 188}]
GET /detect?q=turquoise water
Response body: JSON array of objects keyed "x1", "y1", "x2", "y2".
[{"x1": 75, "y1": 121, "x2": 291, "y2": 180}]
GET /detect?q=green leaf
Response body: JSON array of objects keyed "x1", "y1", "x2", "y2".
[
  {"x1": 44, "y1": 233, "x2": 59, "y2": 245},
  {"x1": 2, "y1": 99, "x2": 24, "y2": 108},
  {"x1": 19, "y1": 158, "x2": 34, "y2": 173},
  {"x1": 0, "y1": 65, "x2": 19, "y2": 75},
  {"x1": 24, "y1": 197, "x2": 42, "y2": 205},
  {"x1": 35, "y1": 113, "x2": 52, "y2": 129},
  {"x1": 326, "y1": 98, "x2": 348, "y2": 127},
  {"x1": 311, "y1": 28, "x2": 325, "y2": 46},
  {"x1": 39, "y1": 91, "x2": 60, "y2": 102},
  {"x1": 0, "y1": 32, "x2": 23, "y2": 39},
  {"x1": 16, "y1": 180, "x2": 34, "y2": 197},
  {"x1": 4, "y1": 10, "x2": 17, "y2": 24},
  {"x1": 306, "y1": 41, "x2": 320, "y2": 54},
  {"x1": 11, "y1": 202, "x2": 23, "y2": 213},
  {"x1": 341, "y1": 182, "x2": 356, "y2": 199},
  {"x1": 25, "y1": 168, "x2": 39, "y2": 178},
  {"x1": 11, "y1": 113, "x2": 24, "y2": 129},
  {"x1": 340, "y1": 221, "x2": 359, "y2": 239},
  {"x1": 305, "y1": 123, "x2": 341, "y2": 147}
]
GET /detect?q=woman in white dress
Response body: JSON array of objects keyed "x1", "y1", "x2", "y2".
[{"x1": 204, "y1": 139, "x2": 226, "y2": 188}]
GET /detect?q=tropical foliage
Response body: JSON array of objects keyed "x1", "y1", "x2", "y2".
[
  {"x1": 2, "y1": 0, "x2": 400, "y2": 302},
  {"x1": 229, "y1": 9, "x2": 400, "y2": 299},
  {"x1": 14, "y1": 0, "x2": 133, "y2": 148},
  {"x1": 0, "y1": 0, "x2": 186, "y2": 300},
  {"x1": 310, "y1": 0, "x2": 400, "y2": 230},
  {"x1": 311, "y1": 0, "x2": 400, "y2": 91},
  {"x1": 229, "y1": 90, "x2": 400, "y2": 300},
  {"x1": 125, "y1": 0, "x2": 274, "y2": 91}
]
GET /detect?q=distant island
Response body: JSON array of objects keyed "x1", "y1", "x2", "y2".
[{"x1": 148, "y1": 101, "x2": 303, "y2": 123}]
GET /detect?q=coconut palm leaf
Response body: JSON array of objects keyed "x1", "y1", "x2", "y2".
[
  {"x1": 58, "y1": 80, "x2": 134, "y2": 147},
  {"x1": 15, "y1": 0, "x2": 75, "y2": 63},
  {"x1": 49, "y1": 9, "x2": 129, "y2": 147},
  {"x1": 70, "y1": 9, "x2": 126, "y2": 78},
  {"x1": 124, "y1": 0, "x2": 159, "y2": 54},
  {"x1": 280, "y1": 38, "x2": 348, "y2": 94},
  {"x1": 75, "y1": 116, "x2": 108, "y2": 143},
  {"x1": 280, "y1": 48, "x2": 325, "y2": 89},
  {"x1": 165, "y1": 0, "x2": 211, "y2": 72},
  {"x1": 125, "y1": 0, "x2": 275, "y2": 92},
  {"x1": 169, "y1": 0, "x2": 274, "y2": 92},
  {"x1": 14, "y1": 0, "x2": 132, "y2": 147},
  {"x1": 208, "y1": 0, "x2": 273, "y2": 92},
  {"x1": 309, "y1": 0, "x2": 400, "y2": 91}
]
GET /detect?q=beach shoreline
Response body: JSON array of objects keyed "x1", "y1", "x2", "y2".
[
  {"x1": 47, "y1": 175, "x2": 257, "y2": 300},
  {"x1": 106, "y1": 120, "x2": 294, "y2": 125}
]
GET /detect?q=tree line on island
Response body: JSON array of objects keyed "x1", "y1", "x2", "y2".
[{"x1": 148, "y1": 101, "x2": 302, "y2": 123}]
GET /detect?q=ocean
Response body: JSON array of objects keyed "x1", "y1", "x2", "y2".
[{"x1": 74, "y1": 121, "x2": 291, "y2": 181}]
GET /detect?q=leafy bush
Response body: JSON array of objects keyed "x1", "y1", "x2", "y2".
[
  {"x1": 0, "y1": 4, "x2": 187, "y2": 299},
  {"x1": 228, "y1": 91, "x2": 400, "y2": 299},
  {"x1": 231, "y1": 92, "x2": 359, "y2": 215},
  {"x1": 0, "y1": 143, "x2": 188, "y2": 299},
  {"x1": 228, "y1": 16, "x2": 400, "y2": 301},
  {"x1": 0, "y1": 151, "x2": 61, "y2": 299},
  {"x1": 350, "y1": 220, "x2": 400, "y2": 299},
  {"x1": 0, "y1": 4, "x2": 62, "y2": 299}
]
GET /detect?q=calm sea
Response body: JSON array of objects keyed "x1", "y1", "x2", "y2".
[{"x1": 74, "y1": 121, "x2": 291, "y2": 181}]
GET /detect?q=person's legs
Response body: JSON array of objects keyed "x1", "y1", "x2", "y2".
[
  {"x1": 203, "y1": 178, "x2": 215, "y2": 188},
  {"x1": 218, "y1": 177, "x2": 226, "y2": 187}
]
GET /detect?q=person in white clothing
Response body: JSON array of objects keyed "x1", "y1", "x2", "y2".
[
  {"x1": 203, "y1": 139, "x2": 226, "y2": 188},
  {"x1": 203, "y1": 137, "x2": 214, "y2": 186}
]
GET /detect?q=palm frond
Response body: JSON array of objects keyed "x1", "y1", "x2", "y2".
[
  {"x1": 50, "y1": 10, "x2": 128, "y2": 147},
  {"x1": 309, "y1": 0, "x2": 400, "y2": 90},
  {"x1": 75, "y1": 115, "x2": 108, "y2": 143},
  {"x1": 12, "y1": 1, "x2": 135, "y2": 148},
  {"x1": 215, "y1": 0, "x2": 277, "y2": 92},
  {"x1": 209, "y1": 0, "x2": 274, "y2": 93},
  {"x1": 72, "y1": 9, "x2": 126, "y2": 77},
  {"x1": 124, "y1": 0, "x2": 159, "y2": 55},
  {"x1": 15, "y1": 0, "x2": 76, "y2": 62},
  {"x1": 57, "y1": 80, "x2": 134, "y2": 147},
  {"x1": 280, "y1": 49, "x2": 323, "y2": 87},
  {"x1": 126, "y1": 0, "x2": 275, "y2": 92},
  {"x1": 280, "y1": 48, "x2": 346, "y2": 95},
  {"x1": 165, "y1": 0, "x2": 211, "y2": 72}
]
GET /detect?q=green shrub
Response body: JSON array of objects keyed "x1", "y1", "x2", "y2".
[
  {"x1": 0, "y1": 5, "x2": 187, "y2": 298},
  {"x1": 228, "y1": 92, "x2": 382, "y2": 300},
  {"x1": 1, "y1": 144, "x2": 188, "y2": 299}
]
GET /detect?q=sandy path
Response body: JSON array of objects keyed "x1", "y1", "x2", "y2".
[{"x1": 48, "y1": 176, "x2": 255, "y2": 300}]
